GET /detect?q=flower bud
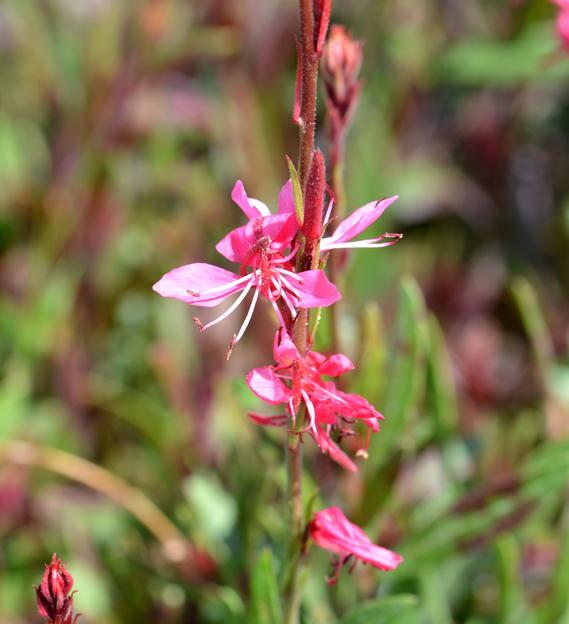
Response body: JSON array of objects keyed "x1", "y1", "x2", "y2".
[
  {"x1": 302, "y1": 150, "x2": 326, "y2": 242},
  {"x1": 321, "y1": 25, "x2": 363, "y2": 127},
  {"x1": 35, "y1": 554, "x2": 79, "y2": 624}
]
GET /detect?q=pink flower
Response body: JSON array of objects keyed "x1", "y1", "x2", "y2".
[
  {"x1": 153, "y1": 180, "x2": 340, "y2": 355},
  {"x1": 35, "y1": 554, "x2": 79, "y2": 624},
  {"x1": 320, "y1": 196, "x2": 402, "y2": 252},
  {"x1": 246, "y1": 329, "x2": 383, "y2": 471},
  {"x1": 552, "y1": 0, "x2": 569, "y2": 50},
  {"x1": 309, "y1": 507, "x2": 403, "y2": 584}
]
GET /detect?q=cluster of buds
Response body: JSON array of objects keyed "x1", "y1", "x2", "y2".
[{"x1": 35, "y1": 554, "x2": 79, "y2": 624}]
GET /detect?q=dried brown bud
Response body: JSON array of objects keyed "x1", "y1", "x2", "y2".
[{"x1": 35, "y1": 554, "x2": 79, "y2": 624}]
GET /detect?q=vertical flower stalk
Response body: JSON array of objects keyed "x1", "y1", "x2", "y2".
[
  {"x1": 285, "y1": 2, "x2": 330, "y2": 622},
  {"x1": 35, "y1": 554, "x2": 79, "y2": 624}
]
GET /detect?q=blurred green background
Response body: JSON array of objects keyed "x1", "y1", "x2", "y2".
[{"x1": 1, "y1": 1, "x2": 569, "y2": 622}]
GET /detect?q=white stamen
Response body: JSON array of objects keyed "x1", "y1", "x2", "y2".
[
  {"x1": 234, "y1": 287, "x2": 260, "y2": 343},
  {"x1": 188, "y1": 272, "x2": 254, "y2": 298},
  {"x1": 195, "y1": 279, "x2": 254, "y2": 332},
  {"x1": 275, "y1": 267, "x2": 304, "y2": 283},
  {"x1": 323, "y1": 199, "x2": 334, "y2": 230},
  {"x1": 280, "y1": 287, "x2": 298, "y2": 319},
  {"x1": 301, "y1": 390, "x2": 318, "y2": 437},
  {"x1": 277, "y1": 274, "x2": 303, "y2": 300},
  {"x1": 270, "y1": 299, "x2": 286, "y2": 329}
]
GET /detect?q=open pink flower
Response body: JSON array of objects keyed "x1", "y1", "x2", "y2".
[
  {"x1": 309, "y1": 507, "x2": 403, "y2": 584},
  {"x1": 320, "y1": 196, "x2": 402, "y2": 252},
  {"x1": 246, "y1": 329, "x2": 383, "y2": 471},
  {"x1": 153, "y1": 181, "x2": 340, "y2": 355}
]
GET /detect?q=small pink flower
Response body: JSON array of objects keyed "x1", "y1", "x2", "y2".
[
  {"x1": 246, "y1": 329, "x2": 383, "y2": 471},
  {"x1": 153, "y1": 180, "x2": 340, "y2": 355},
  {"x1": 320, "y1": 196, "x2": 402, "y2": 252},
  {"x1": 552, "y1": 0, "x2": 569, "y2": 50},
  {"x1": 309, "y1": 507, "x2": 403, "y2": 584},
  {"x1": 35, "y1": 554, "x2": 79, "y2": 624}
]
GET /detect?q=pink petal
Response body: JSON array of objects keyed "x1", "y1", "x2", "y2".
[
  {"x1": 321, "y1": 196, "x2": 398, "y2": 247},
  {"x1": 334, "y1": 390, "x2": 383, "y2": 430},
  {"x1": 248, "y1": 413, "x2": 288, "y2": 427},
  {"x1": 246, "y1": 367, "x2": 291, "y2": 405},
  {"x1": 216, "y1": 213, "x2": 298, "y2": 264},
  {"x1": 294, "y1": 270, "x2": 341, "y2": 308},
  {"x1": 319, "y1": 353, "x2": 355, "y2": 377},
  {"x1": 278, "y1": 180, "x2": 295, "y2": 214},
  {"x1": 310, "y1": 507, "x2": 403, "y2": 571},
  {"x1": 215, "y1": 224, "x2": 252, "y2": 263},
  {"x1": 313, "y1": 430, "x2": 358, "y2": 472},
  {"x1": 153, "y1": 263, "x2": 243, "y2": 308},
  {"x1": 270, "y1": 213, "x2": 299, "y2": 251},
  {"x1": 231, "y1": 180, "x2": 270, "y2": 219},
  {"x1": 273, "y1": 329, "x2": 300, "y2": 366}
]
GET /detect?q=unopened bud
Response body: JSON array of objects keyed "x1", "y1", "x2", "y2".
[
  {"x1": 321, "y1": 25, "x2": 363, "y2": 126},
  {"x1": 313, "y1": 0, "x2": 331, "y2": 56},
  {"x1": 35, "y1": 554, "x2": 79, "y2": 624},
  {"x1": 302, "y1": 150, "x2": 326, "y2": 242}
]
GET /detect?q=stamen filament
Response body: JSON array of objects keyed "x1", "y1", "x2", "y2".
[
  {"x1": 235, "y1": 287, "x2": 260, "y2": 343},
  {"x1": 195, "y1": 279, "x2": 254, "y2": 332}
]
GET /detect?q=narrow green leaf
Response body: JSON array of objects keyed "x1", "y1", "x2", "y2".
[
  {"x1": 340, "y1": 594, "x2": 420, "y2": 624},
  {"x1": 510, "y1": 277, "x2": 554, "y2": 387},
  {"x1": 286, "y1": 155, "x2": 304, "y2": 226},
  {"x1": 419, "y1": 568, "x2": 453, "y2": 624},
  {"x1": 426, "y1": 314, "x2": 458, "y2": 438},
  {"x1": 366, "y1": 276, "x2": 428, "y2": 469},
  {"x1": 250, "y1": 548, "x2": 283, "y2": 624}
]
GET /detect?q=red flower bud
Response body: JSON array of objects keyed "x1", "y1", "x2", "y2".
[
  {"x1": 35, "y1": 554, "x2": 79, "y2": 624},
  {"x1": 321, "y1": 25, "x2": 363, "y2": 129},
  {"x1": 302, "y1": 150, "x2": 326, "y2": 242},
  {"x1": 313, "y1": 0, "x2": 331, "y2": 56}
]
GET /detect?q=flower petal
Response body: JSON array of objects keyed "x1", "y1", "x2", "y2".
[
  {"x1": 278, "y1": 179, "x2": 295, "y2": 214},
  {"x1": 231, "y1": 180, "x2": 270, "y2": 219},
  {"x1": 313, "y1": 430, "x2": 358, "y2": 472},
  {"x1": 246, "y1": 367, "x2": 291, "y2": 404},
  {"x1": 319, "y1": 353, "x2": 355, "y2": 377},
  {"x1": 215, "y1": 224, "x2": 252, "y2": 263},
  {"x1": 321, "y1": 196, "x2": 398, "y2": 248},
  {"x1": 273, "y1": 329, "x2": 300, "y2": 367},
  {"x1": 310, "y1": 507, "x2": 403, "y2": 571},
  {"x1": 294, "y1": 270, "x2": 341, "y2": 308},
  {"x1": 248, "y1": 413, "x2": 288, "y2": 427},
  {"x1": 153, "y1": 263, "x2": 244, "y2": 307}
]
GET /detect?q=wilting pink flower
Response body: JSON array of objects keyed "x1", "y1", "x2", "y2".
[
  {"x1": 320, "y1": 196, "x2": 402, "y2": 252},
  {"x1": 153, "y1": 180, "x2": 340, "y2": 355},
  {"x1": 309, "y1": 507, "x2": 403, "y2": 584},
  {"x1": 247, "y1": 329, "x2": 383, "y2": 471},
  {"x1": 35, "y1": 554, "x2": 79, "y2": 624}
]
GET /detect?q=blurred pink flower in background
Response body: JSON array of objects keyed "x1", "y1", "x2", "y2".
[
  {"x1": 552, "y1": 0, "x2": 569, "y2": 49},
  {"x1": 309, "y1": 507, "x2": 403, "y2": 584}
]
